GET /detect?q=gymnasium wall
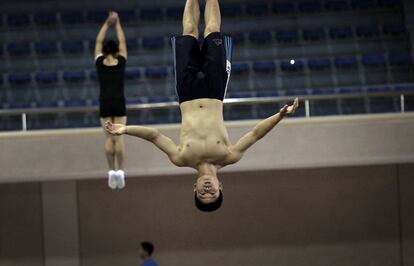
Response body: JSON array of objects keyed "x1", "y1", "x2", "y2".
[
  {"x1": 0, "y1": 164, "x2": 413, "y2": 266},
  {"x1": 1, "y1": 113, "x2": 414, "y2": 183}
]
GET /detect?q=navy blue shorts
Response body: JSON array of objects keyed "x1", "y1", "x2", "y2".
[{"x1": 171, "y1": 32, "x2": 233, "y2": 104}]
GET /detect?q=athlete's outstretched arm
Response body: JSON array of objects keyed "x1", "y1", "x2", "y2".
[
  {"x1": 105, "y1": 121, "x2": 184, "y2": 166},
  {"x1": 224, "y1": 98, "x2": 299, "y2": 165},
  {"x1": 94, "y1": 12, "x2": 114, "y2": 58},
  {"x1": 111, "y1": 12, "x2": 127, "y2": 59}
]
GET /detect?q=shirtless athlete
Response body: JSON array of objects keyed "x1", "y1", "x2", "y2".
[{"x1": 106, "y1": 0, "x2": 299, "y2": 212}]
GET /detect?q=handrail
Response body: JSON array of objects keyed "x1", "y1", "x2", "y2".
[{"x1": 0, "y1": 90, "x2": 412, "y2": 117}]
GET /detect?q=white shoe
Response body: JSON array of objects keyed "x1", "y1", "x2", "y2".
[
  {"x1": 108, "y1": 170, "x2": 117, "y2": 190},
  {"x1": 115, "y1": 170, "x2": 126, "y2": 189}
]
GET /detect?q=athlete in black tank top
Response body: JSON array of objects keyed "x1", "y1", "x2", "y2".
[{"x1": 94, "y1": 11, "x2": 128, "y2": 190}]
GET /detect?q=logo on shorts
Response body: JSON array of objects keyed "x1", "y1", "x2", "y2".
[{"x1": 213, "y1": 38, "x2": 223, "y2": 46}]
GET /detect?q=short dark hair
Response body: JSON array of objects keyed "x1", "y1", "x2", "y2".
[
  {"x1": 103, "y1": 40, "x2": 119, "y2": 56},
  {"x1": 194, "y1": 190, "x2": 223, "y2": 212},
  {"x1": 140, "y1": 242, "x2": 154, "y2": 256}
]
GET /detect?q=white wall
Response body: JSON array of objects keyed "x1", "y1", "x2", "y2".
[{"x1": 0, "y1": 113, "x2": 414, "y2": 183}]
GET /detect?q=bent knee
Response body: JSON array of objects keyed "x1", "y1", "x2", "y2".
[
  {"x1": 183, "y1": 21, "x2": 199, "y2": 38},
  {"x1": 205, "y1": 26, "x2": 220, "y2": 37}
]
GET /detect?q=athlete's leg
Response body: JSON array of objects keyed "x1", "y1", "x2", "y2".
[
  {"x1": 100, "y1": 117, "x2": 115, "y2": 170},
  {"x1": 113, "y1": 116, "x2": 126, "y2": 170},
  {"x1": 183, "y1": 0, "x2": 200, "y2": 38},
  {"x1": 204, "y1": 0, "x2": 221, "y2": 38}
]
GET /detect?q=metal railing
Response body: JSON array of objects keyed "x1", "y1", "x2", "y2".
[{"x1": 0, "y1": 90, "x2": 412, "y2": 131}]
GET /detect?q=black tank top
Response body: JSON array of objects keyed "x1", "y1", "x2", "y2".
[{"x1": 96, "y1": 55, "x2": 126, "y2": 100}]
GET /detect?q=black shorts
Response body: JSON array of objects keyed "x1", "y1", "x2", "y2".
[
  {"x1": 99, "y1": 97, "x2": 127, "y2": 118},
  {"x1": 171, "y1": 32, "x2": 233, "y2": 104}
]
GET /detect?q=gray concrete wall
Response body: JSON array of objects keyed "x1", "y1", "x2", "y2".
[
  {"x1": 1, "y1": 113, "x2": 414, "y2": 183},
  {"x1": 76, "y1": 165, "x2": 403, "y2": 266},
  {"x1": 0, "y1": 183, "x2": 44, "y2": 266},
  {"x1": 0, "y1": 164, "x2": 412, "y2": 266}
]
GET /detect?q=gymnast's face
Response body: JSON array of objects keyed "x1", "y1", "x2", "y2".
[{"x1": 194, "y1": 175, "x2": 223, "y2": 203}]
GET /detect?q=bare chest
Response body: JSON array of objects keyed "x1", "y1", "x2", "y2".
[{"x1": 179, "y1": 137, "x2": 230, "y2": 166}]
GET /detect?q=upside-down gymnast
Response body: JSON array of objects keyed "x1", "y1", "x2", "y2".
[
  {"x1": 106, "y1": 0, "x2": 299, "y2": 211},
  {"x1": 95, "y1": 11, "x2": 128, "y2": 189}
]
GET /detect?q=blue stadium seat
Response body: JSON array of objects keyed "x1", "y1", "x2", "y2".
[
  {"x1": 329, "y1": 26, "x2": 353, "y2": 39},
  {"x1": 89, "y1": 71, "x2": 97, "y2": 80},
  {"x1": 246, "y1": 3, "x2": 269, "y2": 16},
  {"x1": 366, "y1": 86, "x2": 391, "y2": 93},
  {"x1": 248, "y1": 31, "x2": 273, "y2": 43},
  {"x1": 62, "y1": 40, "x2": 84, "y2": 54},
  {"x1": 8, "y1": 73, "x2": 32, "y2": 84},
  {"x1": 88, "y1": 40, "x2": 95, "y2": 51},
  {"x1": 145, "y1": 67, "x2": 169, "y2": 78},
  {"x1": 221, "y1": 4, "x2": 243, "y2": 17},
  {"x1": 308, "y1": 58, "x2": 331, "y2": 70},
  {"x1": 351, "y1": 0, "x2": 377, "y2": 9},
  {"x1": 281, "y1": 60, "x2": 305, "y2": 71},
  {"x1": 356, "y1": 25, "x2": 380, "y2": 37},
  {"x1": 232, "y1": 63, "x2": 250, "y2": 75},
  {"x1": 87, "y1": 11, "x2": 107, "y2": 23},
  {"x1": 276, "y1": 30, "x2": 299, "y2": 42},
  {"x1": 378, "y1": 0, "x2": 402, "y2": 8},
  {"x1": 325, "y1": 0, "x2": 349, "y2": 11},
  {"x1": 126, "y1": 38, "x2": 139, "y2": 51},
  {"x1": 227, "y1": 92, "x2": 255, "y2": 98},
  {"x1": 118, "y1": 10, "x2": 137, "y2": 22},
  {"x1": 311, "y1": 99, "x2": 339, "y2": 116},
  {"x1": 142, "y1": 37, "x2": 165, "y2": 49},
  {"x1": 285, "y1": 89, "x2": 308, "y2": 96},
  {"x1": 7, "y1": 42, "x2": 31, "y2": 56},
  {"x1": 33, "y1": 13, "x2": 57, "y2": 26},
  {"x1": 140, "y1": 8, "x2": 163, "y2": 20},
  {"x1": 166, "y1": 6, "x2": 182, "y2": 20},
  {"x1": 35, "y1": 72, "x2": 59, "y2": 83},
  {"x1": 303, "y1": 28, "x2": 326, "y2": 40},
  {"x1": 362, "y1": 54, "x2": 387, "y2": 67},
  {"x1": 339, "y1": 87, "x2": 363, "y2": 94},
  {"x1": 383, "y1": 24, "x2": 406, "y2": 35},
  {"x1": 63, "y1": 99, "x2": 88, "y2": 107},
  {"x1": 7, "y1": 14, "x2": 30, "y2": 26},
  {"x1": 334, "y1": 56, "x2": 358, "y2": 68},
  {"x1": 63, "y1": 71, "x2": 86, "y2": 82},
  {"x1": 395, "y1": 84, "x2": 414, "y2": 92},
  {"x1": 231, "y1": 33, "x2": 245, "y2": 45},
  {"x1": 61, "y1": 11, "x2": 84, "y2": 24},
  {"x1": 272, "y1": 2, "x2": 295, "y2": 14},
  {"x1": 8, "y1": 102, "x2": 32, "y2": 109},
  {"x1": 311, "y1": 88, "x2": 336, "y2": 95},
  {"x1": 388, "y1": 52, "x2": 413, "y2": 66},
  {"x1": 298, "y1": 1, "x2": 322, "y2": 12},
  {"x1": 125, "y1": 68, "x2": 141, "y2": 79},
  {"x1": 35, "y1": 41, "x2": 58, "y2": 55},
  {"x1": 253, "y1": 61, "x2": 276, "y2": 73}
]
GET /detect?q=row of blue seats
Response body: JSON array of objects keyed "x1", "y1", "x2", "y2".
[
  {"x1": 2, "y1": 84, "x2": 413, "y2": 110},
  {"x1": 1, "y1": 52, "x2": 412, "y2": 85},
  {"x1": 2, "y1": 23, "x2": 406, "y2": 57},
  {"x1": 2, "y1": 0, "x2": 402, "y2": 27}
]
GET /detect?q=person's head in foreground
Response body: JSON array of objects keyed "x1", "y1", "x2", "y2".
[
  {"x1": 194, "y1": 174, "x2": 223, "y2": 212},
  {"x1": 103, "y1": 39, "x2": 119, "y2": 58},
  {"x1": 139, "y1": 241, "x2": 154, "y2": 259}
]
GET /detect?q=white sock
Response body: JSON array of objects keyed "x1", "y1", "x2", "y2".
[
  {"x1": 115, "y1": 170, "x2": 125, "y2": 189},
  {"x1": 107, "y1": 170, "x2": 117, "y2": 190}
]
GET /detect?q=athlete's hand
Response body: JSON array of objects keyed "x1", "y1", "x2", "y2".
[
  {"x1": 109, "y1": 11, "x2": 119, "y2": 23},
  {"x1": 106, "y1": 12, "x2": 117, "y2": 26},
  {"x1": 280, "y1": 97, "x2": 299, "y2": 116},
  {"x1": 105, "y1": 121, "x2": 126, "y2": 135}
]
